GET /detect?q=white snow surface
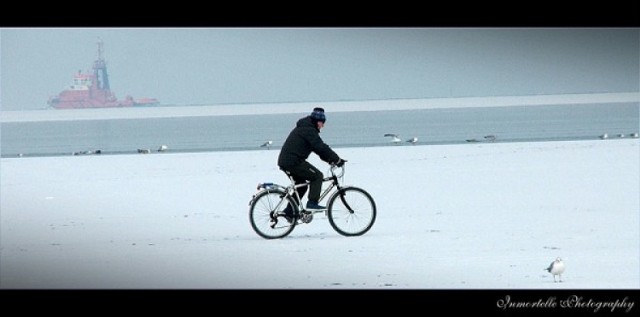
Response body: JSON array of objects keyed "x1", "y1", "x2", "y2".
[{"x1": 1, "y1": 139, "x2": 638, "y2": 289}]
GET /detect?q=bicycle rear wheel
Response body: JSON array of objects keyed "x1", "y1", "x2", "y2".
[
  {"x1": 327, "y1": 186, "x2": 376, "y2": 236},
  {"x1": 249, "y1": 189, "x2": 297, "y2": 239}
]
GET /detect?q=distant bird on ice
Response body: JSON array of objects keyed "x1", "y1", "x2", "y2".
[
  {"x1": 260, "y1": 140, "x2": 273, "y2": 149},
  {"x1": 384, "y1": 134, "x2": 402, "y2": 144},
  {"x1": 599, "y1": 133, "x2": 608, "y2": 140},
  {"x1": 406, "y1": 137, "x2": 418, "y2": 144},
  {"x1": 545, "y1": 257, "x2": 565, "y2": 283},
  {"x1": 158, "y1": 145, "x2": 168, "y2": 152},
  {"x1": 484, "y1": 135, "x2": 496, "y2": 142}
]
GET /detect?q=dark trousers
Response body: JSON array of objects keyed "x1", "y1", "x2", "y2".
[{"x1": 282, "y1": 161, "x2": 323, "y2": 203}]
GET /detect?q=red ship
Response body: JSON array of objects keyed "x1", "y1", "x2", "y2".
[{"x1": 48, "y1": 40, "x2": 159, "y2": 109}]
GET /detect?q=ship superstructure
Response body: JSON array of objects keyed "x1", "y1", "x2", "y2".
[{"x1": 48, "y1": 40, "x2": 159, "y2": 109}]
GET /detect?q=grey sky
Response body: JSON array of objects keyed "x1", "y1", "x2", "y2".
[{"x1": 1, "y1": 28, "x2": 638, "y2": 111}]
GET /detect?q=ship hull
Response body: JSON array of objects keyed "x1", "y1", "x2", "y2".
[
  {"x1": 49, "y1": 93, "x2": 159, "y2": 109},
  {"x1": 49, "y1": 89, "x2": 160, "y2": 109}
]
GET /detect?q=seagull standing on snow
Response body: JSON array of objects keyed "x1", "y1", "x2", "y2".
[
  {"x1": 384, "y1": 134, "x2": 402, "y2": 144},
  {"x1": 406, "y1": 137, "x2": 418, "y2": 144},
  {"x1": 545, "y1": 257, "x2": 565, "y2": 282}
]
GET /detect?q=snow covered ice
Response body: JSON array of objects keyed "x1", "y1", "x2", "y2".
[{"x1": 1, "y1": 139, "x2": 638, "y2": 289}]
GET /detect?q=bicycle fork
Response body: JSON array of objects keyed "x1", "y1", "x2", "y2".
[{"x1": 337, "y1": 189, "x2": 356, "y2": 214}]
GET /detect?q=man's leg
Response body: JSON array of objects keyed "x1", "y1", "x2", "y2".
[
  {"x1": 280, "y1": 169, "x2": 309, "y2": 223},
  {"x1": 283, "y1": 171, "x2": 306, "y2": 204},
  {"x1": 286, "y1": 161, "x2": 323, "y2": 202}
]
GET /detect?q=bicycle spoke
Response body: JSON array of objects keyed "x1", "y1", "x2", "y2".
[
  {"x1": 249, "y1": 190, "x2": 296, "y2": 239},
  {"x1": 328, "y1": 187, "x2": 376, "y2": 236}
]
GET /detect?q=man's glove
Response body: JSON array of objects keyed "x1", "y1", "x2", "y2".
[{"x1": 335, "y1": 159, "x2": 346, "y2": 167}]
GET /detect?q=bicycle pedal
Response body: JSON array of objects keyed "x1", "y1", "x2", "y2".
[{"x1": 299, "y1": 212, "x2": 313, "y2": 224}]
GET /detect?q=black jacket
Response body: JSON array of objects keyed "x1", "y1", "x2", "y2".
[{"x1": 278, "y1": 116, "x2": 340, "y2": 169}]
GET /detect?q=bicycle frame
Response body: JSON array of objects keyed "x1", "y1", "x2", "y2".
[
  {"x1": 288, "y1": 173, "x2": 339, "y2": 215},
  {"x1": 253, "y1": 165, "x2": 348, "y2": 216}
]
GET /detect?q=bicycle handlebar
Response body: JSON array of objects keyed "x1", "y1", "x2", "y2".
[
  {"x1": 330, "y1": 160, "x2": 346, "y2": 178},
  {"x1": 330, "y1": 159, "x2": 347, "y2": 167}
]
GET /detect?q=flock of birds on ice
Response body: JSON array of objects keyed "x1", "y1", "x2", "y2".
[
  {"x1": 67, "y1": 144, "x2": 169, "y2": 156},
  {"x1": 258, "y1": 131, "x2": 639, "y2": 150},
  {"x1": 13, "y1": 130, "x2": 639, "y2": 158},
  {"x1": 258, "y1": 134, "x2": 483, "y2": 150}
]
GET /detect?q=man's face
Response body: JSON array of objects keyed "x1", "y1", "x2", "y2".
[{"x1": 317, "y1": 121, "x2": 325, "y2": 130}]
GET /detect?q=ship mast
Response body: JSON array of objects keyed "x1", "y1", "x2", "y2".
[{"x1": 93, "y1": 38, "x2": 110, "y2": 91}]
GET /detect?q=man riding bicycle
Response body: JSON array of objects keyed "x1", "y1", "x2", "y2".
[{"x1": 277, "y1": 107, "x2": 345, "y2": 223}]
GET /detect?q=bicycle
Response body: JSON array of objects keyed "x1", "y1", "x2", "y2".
[{"x1": 248, "y1": 163, "x2": 376, "y2": 239}]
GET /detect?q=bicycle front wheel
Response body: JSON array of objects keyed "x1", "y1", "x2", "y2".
[
  {"x1": 249, "y1": 189, "x2": 296, "y2": 239},
  {"x1": 327, "y1": 186, "x2": 376, "y2": 236}
]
